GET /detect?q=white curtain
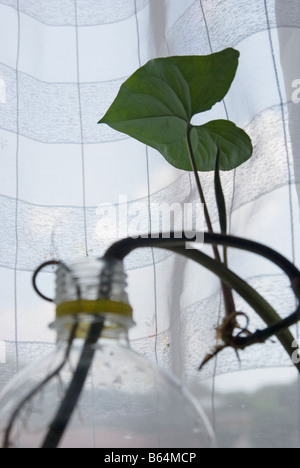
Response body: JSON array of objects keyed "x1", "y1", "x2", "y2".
[{"x1": 0, "y1": 0, "x2": 299, "y2": 448}]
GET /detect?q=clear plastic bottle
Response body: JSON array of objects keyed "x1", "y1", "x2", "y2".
[{"x1": 0, "y1": 257, "x2": 215, "y2": 448}]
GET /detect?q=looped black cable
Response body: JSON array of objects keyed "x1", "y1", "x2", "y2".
[
  {"x1": 32, "y1": 260, "x2": 61, "y2": 303},
  {"x1": 103, "y1": 231, "x2": 300, "y2": 299},
  {"x1": 103, "y1": 231, "x2": 300, "y2": 372}
]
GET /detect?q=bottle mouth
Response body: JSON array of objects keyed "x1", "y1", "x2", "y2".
[
  {"x1": 50, "y1": 257, "x2": 134, "y2": 338},
  {"x1": 55, "y1": 257, "x2": 132, "y2": 312}
]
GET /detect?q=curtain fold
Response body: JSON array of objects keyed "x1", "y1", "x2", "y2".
[{"x1": 0, "y1": 0, "x2": 299, "y2": 447}]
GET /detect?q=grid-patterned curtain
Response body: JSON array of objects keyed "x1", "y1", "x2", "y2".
[{"x1": 0, "y1": 0, "x2": 299, "y2": 448}]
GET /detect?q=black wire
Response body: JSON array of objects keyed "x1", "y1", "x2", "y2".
[
  {"x1": 32, "y1": 260, "x2": 82, "y2": 303},
  {"x1": 104, "y1": 232, "x2": 300, "y2": 286},
  {"x1": 103, "y1": 232, "x2": 300, "y2": 373},
  {"x1": 41, "y1": 317, "x2": 104, "y2": 449},
  {"x1": 204, "y1": 232, "x2": 300, "y2": 281},
  {"x1": 32, "y1": 260, "x2": 61, "y2": 302}
]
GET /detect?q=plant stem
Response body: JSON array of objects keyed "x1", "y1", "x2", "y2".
[
  {"x1": 223, "y1": 246, "x2": 228, "y2": 268},
  {"x1": 186, "y1": 126, "x2": 235, "y2": 317},
  {"x1": 169, "y1": 246, "x2": 299, "y2": 372},
  {"x1": 214, "y1": 142, "x2": 228, "y2": 268},
  {"x1": 186, "y1": 128, "x2": 216, "y2": 242}
]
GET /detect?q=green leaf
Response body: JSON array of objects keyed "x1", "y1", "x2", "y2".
[
  {"x1": 99, "y1": 48, "x2": 253, "y2": 172},
  {"x1": 214, "y1": 142, "x2": 227, "y2": 235},
  {"x1": 190, "y1": 120, "x2": 253, "y2": 172}
]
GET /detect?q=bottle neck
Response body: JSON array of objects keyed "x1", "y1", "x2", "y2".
[
  {"x1": 51, "y1": 312, "x2": 131, "y2": 345},
  {"x1": 52, "y1": 257, "x2": 134, "y2": 345}
]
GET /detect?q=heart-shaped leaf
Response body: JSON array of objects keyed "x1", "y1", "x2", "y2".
[{"x1": 99, "y1": 48, "x2": 253, "y2": 172}]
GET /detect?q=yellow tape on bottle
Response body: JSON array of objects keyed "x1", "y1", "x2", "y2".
[
  {"x1": 56, "y1": 299, "x2": 133, "y2": 319},
  {"x1": 56, "y1": 299, "x2": 134, "y2": 339}
]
